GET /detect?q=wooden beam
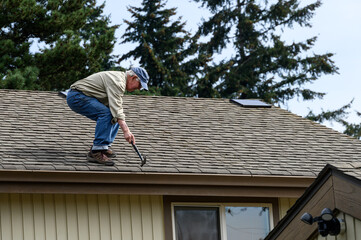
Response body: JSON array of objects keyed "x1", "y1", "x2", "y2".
[
  {"x1": 265, "y1": 165, "x2": 361, "y2": 240},
  {"x1": 275, "y1": 176, "x2": 335, "y2": 240},
  {"x1": 333, "y1": 173, "x2": 361, "y2": 220}
]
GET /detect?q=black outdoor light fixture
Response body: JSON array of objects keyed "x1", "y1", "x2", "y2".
[{"x1": 301, "y1": 208, "x2": 341, "y2": 237}]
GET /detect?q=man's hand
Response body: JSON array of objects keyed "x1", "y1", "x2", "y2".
[
  {"x1": 124, "y1": 130, "x2": 135, "y2": 144},
  {"x1": 118, "y1": 119, "x2": 135, "y2": 144}
]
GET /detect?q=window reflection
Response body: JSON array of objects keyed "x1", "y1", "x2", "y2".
[{"x1": 225, "y1": 207, "x2": 270, "y2": 240}]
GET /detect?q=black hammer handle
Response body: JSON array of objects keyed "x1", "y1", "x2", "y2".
[{"x1": 131, "y1": 142, "x2": 146, "y2": 167}]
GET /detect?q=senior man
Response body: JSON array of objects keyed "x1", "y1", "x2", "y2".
[{"x1": 66, "y1": 67, "x2": 149, "y2": 166}]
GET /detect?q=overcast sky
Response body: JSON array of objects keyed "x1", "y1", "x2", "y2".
[{"x1": 103, "y1": 0, "x2": 361, "y2": 132}]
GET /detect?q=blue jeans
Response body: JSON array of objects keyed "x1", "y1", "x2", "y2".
[{"x1": 66, "y1": 89, "x2": 119, "y2": 150}]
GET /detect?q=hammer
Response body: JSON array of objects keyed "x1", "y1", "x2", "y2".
[{"x1": 131, "y1": 142, "x2": 147, "y2": 167}]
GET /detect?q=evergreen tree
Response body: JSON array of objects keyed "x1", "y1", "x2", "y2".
[
  {"x1": 306, "y1": 101, "x2": 361, "y2": 139},
  {"x1": 342, "y1": 120, "x2": 361, "y2": 140},
  {"x1": 120, "y1": 0, "x2": 209, "y2": 96},
  {"x1": 193, "y1": 0, "x2": 338, "y2": 104},
  {"x1": 0, "y1": 0, "x2": 117, "y2": 90}
]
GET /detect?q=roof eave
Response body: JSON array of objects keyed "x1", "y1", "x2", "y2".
[{"x1": 0, "y1": 169, "x2": 314, "y2": 197}]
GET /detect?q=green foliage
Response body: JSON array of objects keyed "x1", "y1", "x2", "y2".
[
  {"x1": 125, "y1": 86, "x2": 162, "y2": 96},
  {"x1": 306, "y1": 101, "x2": 361, "y2": 139},
  {"x1": 342, "y1": 120, "x2": 361, "y2": 140},
  {"x1": 306, "y1": 100, "x2": 352, "y2": 123},
  {"x1": 193, "y1": 0, "x2": 338, "y2": 103},
  {"x1": 120, "y1": 0, "x2": 209, "y2": 96},
  {"x1": 0, "y1": 0, "x2": 118, "y2": 90},
  {"x1": 1, "y1": 67, "x2": 39, "y2": 90}
]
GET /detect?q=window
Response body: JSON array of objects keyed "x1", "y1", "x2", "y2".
[
  {"x1": 172, "y1": 203, "x2": 273, "y2": 240},
  {"x1": 174, "y1": 206, "x2": 221, "y2": 240},
  {"x1": 225, "y1": 206, "x2": 270, "y2": 240}
]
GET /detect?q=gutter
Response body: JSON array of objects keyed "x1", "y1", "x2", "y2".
[{"x1": 0, "y1": 170, "x2": 314, "y2": 197}]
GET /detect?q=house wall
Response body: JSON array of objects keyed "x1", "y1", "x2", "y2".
[
  {"x1": 311, "y1": 212, "x2": 361, "y2": 240},
  {"x1": 0, "y1": 193, "x2": 304, "y2": 240},
  {"x1": 0, "y1": 193, "x2": 164, "y2": 240},
  {"x1": 278, "y1": 198, "x2": 297, "y2": 219}
]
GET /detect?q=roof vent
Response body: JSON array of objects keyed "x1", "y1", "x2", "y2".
[{"x1": 230, "y1": 99, "x2": 272, "y2": 108}]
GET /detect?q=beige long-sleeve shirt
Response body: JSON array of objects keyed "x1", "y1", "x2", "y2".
[{"x1": 70, "y1": 71, "x2": 126, "y2": 122}]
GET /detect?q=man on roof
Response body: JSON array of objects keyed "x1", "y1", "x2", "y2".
[{"x1": 66, "y1": 67, "x2": 149, "y2": 166}]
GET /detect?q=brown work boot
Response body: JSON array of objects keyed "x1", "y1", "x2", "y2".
[
  {"x1": 87, "y1": 151, "x2": 114, "y2": 166},
  {"x1": 104, "y1": 147, "x2": 117, "y2": 158},
  {"x1": 89, "y1": 146, "x2": 116, "y2": 158}
]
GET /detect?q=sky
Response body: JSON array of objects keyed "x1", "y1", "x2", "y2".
[{"x1": 102, "y1": 0, "x2": 361, "y2": 133}]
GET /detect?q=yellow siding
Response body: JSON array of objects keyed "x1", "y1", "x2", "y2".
[
  {"x1": 278, "y1": 198, "x2": 298, "y2": 219},
  {"x1": 343, "y1": 212, "x2": 361, "y2": 240},
  {"x1": 0, "y1": 193, "x2": 165, "y2": 240}
]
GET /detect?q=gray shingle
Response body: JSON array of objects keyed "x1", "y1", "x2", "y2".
[{"x1": 1, "y1": 89, "x2": 361, "y2": 179}]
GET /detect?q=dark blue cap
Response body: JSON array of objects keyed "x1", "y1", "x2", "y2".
[{"x1": 131, "y1": 67, "x2": 149, "y2": 91}]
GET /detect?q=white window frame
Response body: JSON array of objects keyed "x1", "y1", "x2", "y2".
[{"x1": 171, "y1": 202, "x2": 274, "y2": 240}]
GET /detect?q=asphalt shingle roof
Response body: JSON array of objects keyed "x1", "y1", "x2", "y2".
[{"x1": 1, "y1": 89, "x2": 360, "y2": 178}]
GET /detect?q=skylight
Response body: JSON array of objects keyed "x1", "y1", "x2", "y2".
[{"x1": 230, "y1": 99, "x2": 272, "y2": 108}]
